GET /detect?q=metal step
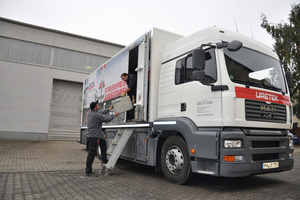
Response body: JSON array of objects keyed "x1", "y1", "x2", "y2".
[{"x1": 100, "y1": 129, "x2": 133, "y2": 176}]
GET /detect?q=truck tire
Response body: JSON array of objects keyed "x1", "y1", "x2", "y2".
[{"x1": 161, "y1": 135, "x2": 192, "y2": 184}]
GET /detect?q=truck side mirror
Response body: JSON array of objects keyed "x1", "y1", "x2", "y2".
[
  {"x1": 192, "y1": 70, "x2": 206, "y2": 83},
  {"x1": 192, "y1": 49, "x2": 205, "y2": 70},
  {"x1": 285, "y1": 71, "x2": 293, "y2": 96},
  {"x1": 228, "y1": 40, "x2": 243, "y2": 51}
]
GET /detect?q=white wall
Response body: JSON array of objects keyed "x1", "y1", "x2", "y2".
[
  {"x1": 0, "y1": 60, "x2": 87, "y2": 140},
  {"x1": 0, "y1": 18, "x2": 124, "y2": 140}
]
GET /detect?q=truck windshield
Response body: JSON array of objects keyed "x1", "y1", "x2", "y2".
[{"x1": 224, "y1": 47, "x2": 287, "y2": 94}]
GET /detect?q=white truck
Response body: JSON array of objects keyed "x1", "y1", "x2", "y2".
[{"x1": 80, "y1": 27, "x2": 294, "y2": 184}]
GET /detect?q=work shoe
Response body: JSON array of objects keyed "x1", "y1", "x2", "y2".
[
  {"x1": 101, "y1": 160, "x2": 108, "y2": 164},
  {"x1": 86, "y1": 172, "x2": 98, "y2": 177}
]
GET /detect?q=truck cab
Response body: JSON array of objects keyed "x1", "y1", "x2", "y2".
[{"x1": 154, "y1": 27, "x2": 294, "y2": 181}]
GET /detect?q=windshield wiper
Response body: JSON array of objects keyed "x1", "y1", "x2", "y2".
[
  {"x1": 234, "y1": 79, "x2": 285, "y2": 94},
  {"x1": 233, "y1": 80, "x2": 262, "y2": 88},
  {"x1": 261, "y1": 84, "x2": 285, "y2": 94}
]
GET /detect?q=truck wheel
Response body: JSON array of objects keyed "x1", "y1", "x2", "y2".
[{"x1": 161, "y1": 135, "x2": 192, "y2": 184}]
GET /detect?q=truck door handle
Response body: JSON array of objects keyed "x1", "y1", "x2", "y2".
[
  {"x1": 181, "y1": 103, "x2": 186, "y2": 111},
  {"x1": 211, "y1": 85, "x2": 229, "y2": 91}
]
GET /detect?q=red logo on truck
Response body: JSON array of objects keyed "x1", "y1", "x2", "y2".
[
  {"x1": 255, "y1": 92, "x2": 278, "y2": 102},
  {"x1": 235, "y1": 86, "x2": 290, "y2": 106}
]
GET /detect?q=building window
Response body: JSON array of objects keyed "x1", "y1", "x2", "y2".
[{"x1": 0, "y1": 36, "x2": 109, "y2": 73}]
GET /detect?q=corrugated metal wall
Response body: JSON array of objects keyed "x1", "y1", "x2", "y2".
[
  {"x1": 0, "y1": 36, "x2": 109, "y2": 73},
  {"x1": 48, "y1": 79, "x2": 82, "y2": 141}
]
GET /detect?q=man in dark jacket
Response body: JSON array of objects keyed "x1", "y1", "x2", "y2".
[
  {"x1": 85, "y1": 100, "x2": 119, "y2": 176},
  {"x1": 120, "y1": 73, "x2": 137, "y2": 120}
]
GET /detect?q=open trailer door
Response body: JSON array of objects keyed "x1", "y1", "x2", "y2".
[{"x1": 134, "y1": 31, "x2": 151, "y2": 122}]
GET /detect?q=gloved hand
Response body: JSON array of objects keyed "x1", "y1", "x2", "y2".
[
  {"x1": 114, "y1": 112, "x2": 120, "y2": 116},
  {"x1": 132, "y1": 98, "x2": 135, "y2": 104},
  {"x1": 120, "y1": 92, "x2": 126, "y2": 97}
]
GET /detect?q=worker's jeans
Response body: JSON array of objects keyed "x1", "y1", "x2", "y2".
[{"x1": 85, "y1": 137, "x2": 108, "y2": 174}]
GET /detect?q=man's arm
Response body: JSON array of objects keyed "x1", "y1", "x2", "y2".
[
  {"x1": 95, "y1": 112, "x2": 115, "y2": 123},
  {"x1": 98, "y1": 108, "x2": 109, "y2": 115},
  {"x1": 96, "y1": 104, "x2": 119, "y2": 122},
  {"x1": 124, "y1": 87, "x2": 130, "y2": 93},
  {"x1": 98, "y1": 104, "x2": 114, "y2": 114},
  {"x1": 121, "y1": 74, "x2": 136, "y2": 96}
]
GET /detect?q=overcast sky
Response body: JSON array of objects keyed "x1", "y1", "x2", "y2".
[{"x1": 0, "y1": 0, "x2": 299, "y2": 48}]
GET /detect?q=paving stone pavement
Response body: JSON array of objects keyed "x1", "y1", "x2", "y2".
[{"x1": 0, "y1": 140, "x2": 299, "y2": 200}]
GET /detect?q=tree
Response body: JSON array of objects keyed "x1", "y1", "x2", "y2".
[{"x1": 261, "y1": 3, "x2": 300, "y2": 119}]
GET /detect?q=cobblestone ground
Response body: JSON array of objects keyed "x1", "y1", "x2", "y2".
[{"x1": 0, "y1": 140, "x2": 299, "y2": 200}]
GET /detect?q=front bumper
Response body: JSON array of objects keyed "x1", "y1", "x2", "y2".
[
  {"x1": 220, "y1": 158, "x2": 294, "y2": 177},
  {"x1": 219, "y1": 129, "x2": 294, "y2": 177}
]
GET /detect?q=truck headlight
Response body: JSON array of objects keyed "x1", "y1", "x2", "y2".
[
  {"x1": 289, "y1": 138, "x2": 294, "y2": 147},
  {"x1": 224, "y1": 140, "x2": 242, "y2": 148}
]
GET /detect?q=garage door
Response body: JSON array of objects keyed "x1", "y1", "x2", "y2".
[{"x1": 48, "y1": 79, "x2": 83, "y2": 141}]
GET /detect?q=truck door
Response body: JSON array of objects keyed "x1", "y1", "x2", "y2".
[
  {"x1": 134, "y1": 32, "x2": 151, "y2": 121},
  {"x1": 179, "y1": 48, "x2": 222, "y2": 127}
]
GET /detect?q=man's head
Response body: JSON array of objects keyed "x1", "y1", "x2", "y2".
[
  {"x1": 90, "y1": 100, "x2": 99, "y2": 111},
  {"x1": 120, "y1": 73, "x2": 128, "y2": 81}
]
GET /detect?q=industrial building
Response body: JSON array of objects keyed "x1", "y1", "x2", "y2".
[{"x1": 0, "y1": 18, "x2": 124, "y2": 141}]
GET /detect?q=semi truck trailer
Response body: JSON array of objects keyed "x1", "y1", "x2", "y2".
[{"x1": 80, "y1": 27, "x2": 294, "y2": 184}]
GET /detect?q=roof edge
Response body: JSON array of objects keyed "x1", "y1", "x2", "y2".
[{"x1": 0, "y1": 17, "x2": 125, "y2": 48}]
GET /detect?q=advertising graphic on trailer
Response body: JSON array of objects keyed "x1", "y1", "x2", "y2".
[
  {"x1": 83, "y1": 51, "x2": 129, "y2": 109},
  {"x1": 82, "y1": 50, "x2": 129, "y2": 126}
]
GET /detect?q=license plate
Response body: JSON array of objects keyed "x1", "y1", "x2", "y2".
[{"x1": 262, "y1": 161, "x2": 279, "y2": 169}]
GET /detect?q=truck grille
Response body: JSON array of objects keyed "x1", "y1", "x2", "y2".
[
  {"x1": 245, "y1": 100, "x2": 286, "y2": 123},
  {"x1": 252, "y1": 141, "x2": 280, "y2": 148},
  {"x1": 252, "y1": 153, "x2": 279, "y2": 161},
  {"x1": 251, "y1": 141, "x2": 281, "y2": 161}
]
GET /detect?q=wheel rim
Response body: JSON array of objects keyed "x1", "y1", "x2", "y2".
[{"x1": 165, "y1": 145, "x2": 184, "y2": 174}]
